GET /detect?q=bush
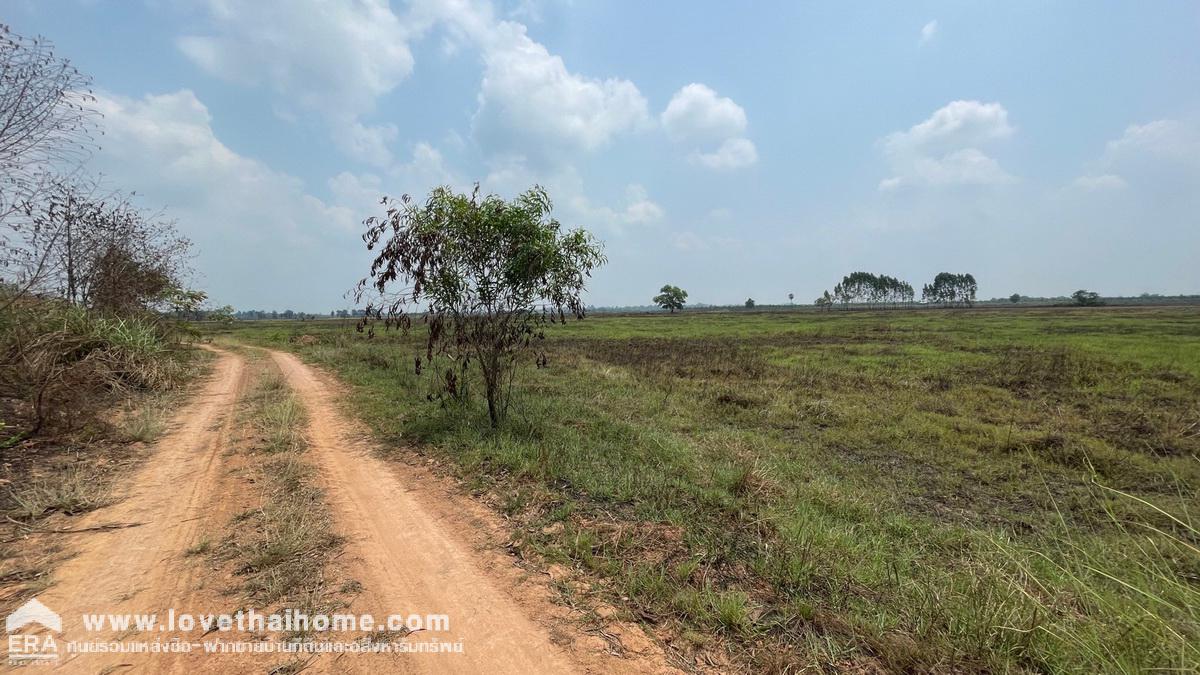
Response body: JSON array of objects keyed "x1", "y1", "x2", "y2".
[{"x1": 0, "y1": 292, "x2": 193, "y2": 439}]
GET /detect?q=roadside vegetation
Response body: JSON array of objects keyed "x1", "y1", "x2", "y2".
[
  {"x1": 222, "y1": 306, "x2": 1199, "y2": 672},
  {"x1": 0, "y1": 25, "x2": 211, "y2": 611}
]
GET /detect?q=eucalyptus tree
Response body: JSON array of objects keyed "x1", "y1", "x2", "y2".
[{"x1": 922, "y1": 273, "x2": 978, "y2": 307}]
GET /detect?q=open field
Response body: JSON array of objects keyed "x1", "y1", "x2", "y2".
[{"x1": 217, "y1": 306, "x2": 1200, "y2": 673}]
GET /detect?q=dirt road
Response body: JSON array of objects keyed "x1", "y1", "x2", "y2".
[
  {"x1": 29, "y1": 347, "x2": 258, "y2": 673},
  {"x1": 13, "y1": 347, "x2": 677, "y2": 674},
  {"x1": 271, "y1": 350, "x2": 585, "y2": 673}
]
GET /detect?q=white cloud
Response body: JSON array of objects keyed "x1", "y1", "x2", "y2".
[
  {"x1": 1102, "y1": 120, "x2": 1200, "y2": 167},
  {"x1": 661, "y1": 83, "x2": 756, "y2": 170},
  {"x1": 1070, "y1": 119, "x2": 1200, "y2": 192},
  {"x1": 692, "y1": 137, "x2": 759, "y2": 170},
  {"x1": 481, "y1": 159, "x2": 662, "y2": 235},
  {"x1": 569, "y1": 182, "x2": 665, "y2": 234},
  {"x1": 332, "y1": 121, "x2": 400, "y2": 168},
  {"x1": 1072, "y1": 173, "x2": 1127, "y2": 191},
  {"x1": 178, "y1": 0, "x2": 420, "y2": 166},
  {"x1": 329, "y1": 142, "x2": 463, "y2": 224},
  {"x1": 469, "y1": 20, "x2": 650, "y2": 159},
  {"x1": 88, "y1": 89, "x2": 359, "y2": 306},
  {"x1": 179, "y1": 0, "x2": 415, "y2": 117},
  {"x1": 620, "y1": 184, "x2": 665, "y2": 224},
  {"x1": 884, "y1": 100, "x2": 1013, "y2": 156},
  {"x1": 661, "y1": 83, "x2": 747, "y2": 144},
  {"x1": 880, "y1": 100, "x2": 1016, "y2": 189},
  {"x1": 919, "y1": 20, "x2": 938, "y2": 45}
]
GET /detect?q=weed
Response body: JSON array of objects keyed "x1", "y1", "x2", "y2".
[
  {"x1": 6, "y1": 466, "x2": 110, "y2": 519},
  {"x1": 186, "y1": 537, "x2": 212, "y2": 556}
]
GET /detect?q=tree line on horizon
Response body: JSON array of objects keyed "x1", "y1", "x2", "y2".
[{"x1": 814, "y1": 271, "x2": 977, "y2": 309}]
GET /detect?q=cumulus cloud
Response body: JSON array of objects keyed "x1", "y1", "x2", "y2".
[
  {"x1": 661, "y1": 83, "x2": 747, "y2": 143},
  {"x1": 88, "y1": 89, "x2": 359, "y2": 306},
  {"x1": 1071, "y1": 119, "x2": 1200, "y2": 192},
  {"x1": 481, "y1": 159, "x2": 663, "y2": 235},
  {"x1": 469, "y1": 20, "x2": 651, "y2": 159},
  {"x1": 880, "y1": 100, "x2": 1015, "y2": 189},
  {"x1": 178, "y1": 0, "x2": 415, "y2": 116},
  {"x1": 566, "y1": 182, "x2": 665, "y2": 235},
  {"x1": 1102, "y1": 119, "x2": 1200, "y2": 168},
  {"x1": 619, "y1": 184, "x2": 666, "y2": 225},
  {"x1": 178, "y1": 0, "x2": 418, "y2": 166},
  {"x1": 919, "y1": 20, "x2": 938, "y2": 45},
  {"x1": 332, "y1": 122, "x2": 401, "y2": 168},
  {"x1": 328, "y1": 142, "x2": 461, "y2": 222},
  {"x1": 661, "y1": 83, "x2": 756, "y2": 170},
  {"x1": 884, "y1": 100, "x2": 1013, "y2": 156},
  {"x1": 692, "y1": 137, "x2": 758, "y2": 170}
]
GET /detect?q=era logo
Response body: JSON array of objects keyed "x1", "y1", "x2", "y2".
[{"x1": 6, "y1": 598, "x2": 61, "y2": 665}]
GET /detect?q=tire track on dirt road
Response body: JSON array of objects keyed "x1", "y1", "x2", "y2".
[
  {"x1": 270, "y1": 349, "x2": 681, "y2": 675},
  {"x1": 31, "y1": 347, "x2": 268, "y2": 673}
]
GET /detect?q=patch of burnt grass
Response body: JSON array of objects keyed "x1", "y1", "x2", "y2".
[
  {"x1": 223, "y1": 308, "x2": 1200, "y2": 673},
  {"x1": 561, "y1": 336, "x2": 770, "y2": 380}
]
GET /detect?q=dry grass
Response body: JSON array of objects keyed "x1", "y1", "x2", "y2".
[
  {"x1": 220, "y1": 307, "x2": 1200, "y2": 672},
  {"x1": 5, "y1": 464, "x2": 111, "y2": 519},
  {"x1": 216, "y1": 364, "x2": 344, "y2": 622}
]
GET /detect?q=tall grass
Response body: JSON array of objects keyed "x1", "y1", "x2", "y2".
[
  {"x1": 1, "y1": 294, "x2": 197, "y2": 436},
  {"x1": 994, "y1": 477, "x2": 1199, "y2": 672}
]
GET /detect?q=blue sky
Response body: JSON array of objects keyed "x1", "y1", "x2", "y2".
[{"x1": 7, "y1": 1, "x2": 1200, "y2": 310}]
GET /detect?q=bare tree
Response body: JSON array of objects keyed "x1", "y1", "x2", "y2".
[
  {"x1": 13, "y1": 180, "x2": 191, "y2": 313},
  {"x1": 0, "y1": 24, "x2": 100, "y2": 289}
]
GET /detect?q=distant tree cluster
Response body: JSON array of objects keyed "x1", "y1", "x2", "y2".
[
  {"x1": 921, "y1": 272, "x2": 978, "y2": 307},
  {"x1": 233, "y1": 309, "x2": 323, "y2": 321},
  {"x1": 813, "y1": 271, "x2": 977, "y2": 309},
  {"x1": 819, "y1": 272, "x2": 916, "y2": 308}
]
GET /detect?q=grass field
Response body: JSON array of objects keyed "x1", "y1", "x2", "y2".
[{"x1": 218, "y1": 306, "x2": 1199, "y2": 672}]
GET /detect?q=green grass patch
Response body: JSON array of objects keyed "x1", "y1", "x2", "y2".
[{"x1": 216, "y1": 306, "x2": 1200, "y2": 671}]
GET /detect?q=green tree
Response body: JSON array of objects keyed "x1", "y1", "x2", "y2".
[
  {"x1": 923, "y1": 272, "x2": 977, "y2": 307},
  {"x1": 1009, "y1": 293, "x2": 1021, "y2": 304},
  {"x1": 1072, "y1": 289, "x2": 1102, "y2": 306},
  {"x1": 208, "y1": 305, "x2": 235, "y2": 324},
  {"x1": 654, "y1": 285, "x2": 687, "y2": 313},
  {"x1": 744, "y1": 297, "x2": 755, "y2": 308},
  {"x1": 355, "y1": 185, "x2": 605, "y2": 428}
]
